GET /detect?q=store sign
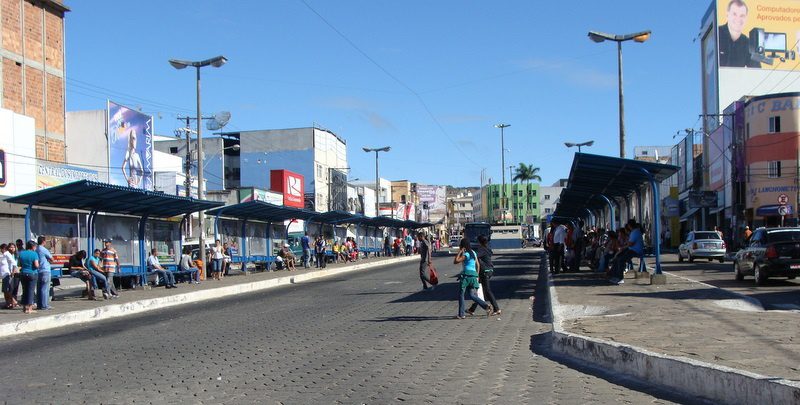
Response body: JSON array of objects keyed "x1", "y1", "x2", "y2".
[
  {"x1": 270, "y1": 170, "x2": 305, "y2": 208},
  {"x1": 36, "y1": 161, "x2": 99, "y2": 189},
  {"x1": 0, "y1": 149, "x2": 6, "y2": 187},
  {"x1": 687, "y1": 191, "x2": 718, "y2": 208},
  {"x1": 238, "y1": 187, "x2": 283, "y2": 205}
]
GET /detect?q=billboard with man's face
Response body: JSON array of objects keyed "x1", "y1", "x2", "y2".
[
  {"x1": 108, "y1": 101, "x2": 154, "y2": 190},
  {"x1": 717, "y1": 0, "x2": 800, "y2": 70}
]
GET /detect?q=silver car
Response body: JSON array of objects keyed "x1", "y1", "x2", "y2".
[{"x1": 678, "y1": 231, "x2": 726, "y2": 263}]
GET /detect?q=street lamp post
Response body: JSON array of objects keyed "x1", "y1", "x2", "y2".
[
  {"x1": 588, "y1": 30, "x2": 651, "y2": 159},
  {"x1": 495, "y1": 123, "x2": 510, "y2": 224},
  {"x1": 508, "y1": 165, "x2": 515, "y2": 223},
  {"x1": 564, "y1": 140, "x2": 595, "y2": 153},
  {"x1": 362, "y1": 146, "x2": 391, "y2": 217},
  {"x1": 169, "y1": 55, "x2": 227, "y2": 271}
]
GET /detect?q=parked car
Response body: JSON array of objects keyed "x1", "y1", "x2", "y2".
[
  {"x1": 526, "y1": 237, "x2": 543, "y2": 247},
  {"x1": 733, "y1": 227, "x2": 800, "y2": 285},
  {"x1": 678, "y1": 231, "x2": 726, "y2": 263}
]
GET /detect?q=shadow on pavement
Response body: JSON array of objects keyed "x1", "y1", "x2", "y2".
[
  {"x1": 389, "y1": 251, "x2": 538, "y2": 304},
  {"x1": 597, "y1": 288, "x2": 732, "y2": 301},
  {"x1": 362, "y1": 315, "x2": 459, "y2": 322}
]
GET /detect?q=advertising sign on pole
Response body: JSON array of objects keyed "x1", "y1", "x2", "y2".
[{"x1": 108, "y1": 101, "x2": 154, "y2": 190}]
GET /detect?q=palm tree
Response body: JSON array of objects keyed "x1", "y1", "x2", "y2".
[{"x1": 513, "y1": 163, "x2": 542, "y2": 206}]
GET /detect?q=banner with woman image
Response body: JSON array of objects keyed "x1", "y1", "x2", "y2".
[{"x1": 108, "y1": 100, "x2": 153, "y2": 190}]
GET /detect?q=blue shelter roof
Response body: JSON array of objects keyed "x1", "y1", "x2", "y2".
[
  {"x1": 5, "y1": 180, "x2": 223, "y2": 218},
  {"x1": 553, "y1": 153, "x2": 680, "y2": 219},
  {"x1": 205, "y1": 200, "x2": 318, "y2": 222}
]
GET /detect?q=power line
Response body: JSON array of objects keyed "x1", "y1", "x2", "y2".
[{"x1": 299, "y1": 0, "x2": 481, "y2": 168}]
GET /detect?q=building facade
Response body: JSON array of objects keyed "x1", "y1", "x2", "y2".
[
  {"x1": 216, "y1": 127, "x2": 348, "y2": 212},
  {"x1": 483, "y1": 183, "x2": 540, "y2": 225}
]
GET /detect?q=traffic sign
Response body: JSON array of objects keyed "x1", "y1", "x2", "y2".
[
  {"x1": 779, "y1": 194, "x2": 789, "y2": 205},
  {"x1": 779, "y1": 205, "x2": 789, "y2": 216}
]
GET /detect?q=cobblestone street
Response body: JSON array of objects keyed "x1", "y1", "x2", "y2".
[{"x1": 0, "y1": 251, "x2": 692, "y2": 404}]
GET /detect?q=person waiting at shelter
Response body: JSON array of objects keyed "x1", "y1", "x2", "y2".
[
  {"x1": 393, "y1": 237, "x2": 402, "y2": 257},
  {"x1": 609, "y1": 220, "x2": 644, "y2": 285},
  {"x1": 179, "y1": 246, "x2": 201, "y2": 284},
  {"x1": 18, "y1": 240, "x2": 39, "y2": 314},
  {"x1": 101, "y1": 241, "x2": 121, "y2": 298},
  {"x1": 68, "y1": 250, "x2": 98, "y2": 300},
  {"x1": 278, "y1": 244, "x2": 297, "y2": 271},
  {"x1": 87, "y1": 249, "x2": 112, "y2": 299},
  {"x1": 0, "y1": 243, "x2": 18, "y2": 309},
  {"x1": 314, "y1": 235, "x2": 327, "y2": 268},
  {"x1": 147, "y1": 248, "x2": 177, "y2": 289}
]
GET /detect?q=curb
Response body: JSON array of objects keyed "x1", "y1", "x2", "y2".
[
  {"x1": 0, "y1": 256, "x2": 419, "y2": 338},
  {"x1": 542, "y1": 252, "x2": 800, "y2": 405}
]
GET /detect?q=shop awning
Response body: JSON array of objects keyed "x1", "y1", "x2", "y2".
[
  {"x1": 680, "y1": 207, "x2": 700, "y2": 222},
  {"x1": 5, "y1": 180, "x2": 223, "y2": 218},
  {"x1": 205, "y1": 200, "x2": 318, "y2": 222}
]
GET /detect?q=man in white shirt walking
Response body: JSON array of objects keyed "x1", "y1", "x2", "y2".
[{"x1": 552, "y1": 221, "x2": 568, "y2": 273}]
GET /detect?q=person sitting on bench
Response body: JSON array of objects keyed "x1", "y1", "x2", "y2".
[
  {"x1": 147, "y1": 248, "x2": 177, "y2": 289},
  {"x1": 278, "y1": 244, "x2": 297, "y2": 271},
  {"x1": 68, "y1": 250, "x2": 97, "y2": 300},
  {"x1": 179, "y1": 246, "x2": 200, "y2": 284}
]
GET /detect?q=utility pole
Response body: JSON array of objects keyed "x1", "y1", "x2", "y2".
[{"x1": 495, "y1": 123, "x2": 510, "y2": 225}]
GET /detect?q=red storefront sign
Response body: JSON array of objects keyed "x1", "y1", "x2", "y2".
[{"x1": 270, "y1": 170, "x2": 305, "y2": 208}]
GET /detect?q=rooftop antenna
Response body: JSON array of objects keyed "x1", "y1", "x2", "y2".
[{"x1": 206, "y1": 111, "x2": 231, "y2": 131}]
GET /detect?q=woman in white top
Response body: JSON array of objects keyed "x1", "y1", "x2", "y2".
[
  {"x1": 1, "y1": 243, "x2": 18, "y2": 309},
  {"x1": 211, "y1": 240, "x2": 225, "y2": 280}
]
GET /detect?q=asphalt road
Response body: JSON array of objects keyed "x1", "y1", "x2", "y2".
[
  {"x1": 0, "y1": 251, "x2": 693, "y2": 404},
  {"x1": 661, "y1": 253, "x2": 800, "y2": 310}
]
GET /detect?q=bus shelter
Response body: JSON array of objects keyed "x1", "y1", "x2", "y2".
[
  {"x1": 205, "y1": 200, "x2": 319, "y2": 270},
  {"x1": 553, "y1": 153, "x2": 679, "y2": 275},
  {"x1": 5, "y1": 180, "x2": 223, "y2": 284}
]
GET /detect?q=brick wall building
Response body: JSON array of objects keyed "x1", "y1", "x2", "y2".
[{"x1": 1, "y1": 0, "x2": 68, "y2": 162}]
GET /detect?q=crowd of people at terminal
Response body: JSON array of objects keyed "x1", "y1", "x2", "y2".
[
  {"x1": 545, "y1": 218, "x2": 646, "y2": 285},
  {"x1": 0, "y1": 230, "x2": 437, "y2": 314}
]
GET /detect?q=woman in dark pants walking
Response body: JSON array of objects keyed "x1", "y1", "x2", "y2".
[{"x1": 468, "y1": 235, "x2": 501, "y2": 316}]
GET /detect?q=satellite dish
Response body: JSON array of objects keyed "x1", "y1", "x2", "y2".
[{"x1": 206, "y1": 111, "x2": 231, "y2": 131}]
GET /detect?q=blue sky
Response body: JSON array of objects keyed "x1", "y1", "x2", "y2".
[{"x1": 65, "y1": 0, "x2": 711, "y2": 187}]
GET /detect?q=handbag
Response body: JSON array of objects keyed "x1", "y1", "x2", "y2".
[
  {"x1": 476, "y1": 283, "x2": 485, "y2": 301},
  {"x1": 428, "y1": 263, "x2": 439, "y2": 286}
]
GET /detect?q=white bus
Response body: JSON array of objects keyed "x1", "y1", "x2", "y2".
[{"x1": 489, "y1": 225, "x2": 524, "y2": 249}]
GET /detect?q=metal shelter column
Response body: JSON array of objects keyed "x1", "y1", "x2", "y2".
[
  {"x1": 137, "y1": 215, "x2": 149, "y2": 286},
  {"x1": 625, "y1": 195, "x2": 632, "y2": 223},
  {"x1": 599, "y1": 195, "x2": 615, "y2": 231},
  {"x1": 584, "y1": 208, "x2": 595, "y2": 227},
  {"x1": 639, "y1": 167, "x2": 662, "y2": 275},
  {"x1": 241, "y1": 219, "x2": 248, "y2": 267},
  {"x1": 635, "y1": 188, "x2": 643, "y2": 223},
  {"x1": 24, "y1": 205, "x2": 32, "y2": 241}
]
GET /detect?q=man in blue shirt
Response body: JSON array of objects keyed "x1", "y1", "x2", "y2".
[
  {"x1": 35, "y1": 236, "x2": 54, "y2": 310},
  {"x1": 300, "y1": 232, "x2": 312, "y2": 268},
  {"x1": 404, "y1": 234, "x2": 413, "y2": 256},
  {"x1": 610, "y1": 220, "x2": 644, "y2": 285}
]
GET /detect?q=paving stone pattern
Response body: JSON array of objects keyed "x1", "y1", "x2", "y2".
[{"x1": 0, "y1": 251, "x2": 687, "y2": 404}]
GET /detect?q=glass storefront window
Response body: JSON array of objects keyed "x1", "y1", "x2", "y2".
[
  {"x1": 30, "y1": 210, "x2": 80, "y2": 266},
  {"x1": 94, "y1": 215, "x2": 139, "y2": 266},
  {"x1": 247, "y1": 223, "x2": 267, "y2": 256},
  {"x1": 217, "y1": 219, "x2": 243, "y2": 255},
  {"x1": 147, "y1": 220, "x2": 180, "y2": 264}
]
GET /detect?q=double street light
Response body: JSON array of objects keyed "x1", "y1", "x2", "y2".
[
  {"x1": 587, "y1": 30, "x2": 651, "y2": 159},
  {"x1": 495, "y1": 123, "x2": 510, "y2": 225},
  {"x1": 564, "y1": 140, "x2": 594, "y2": 153},
  {"x1": 362, "y1": 146, "x2": 391, "y2": 217},
  {"x1": 169, "y1": 55, "x2": 227, "y2": 271}
]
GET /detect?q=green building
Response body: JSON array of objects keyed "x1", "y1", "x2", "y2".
[{"x1": 482, "y1": 183, "x2": 540, "y2": 225}]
